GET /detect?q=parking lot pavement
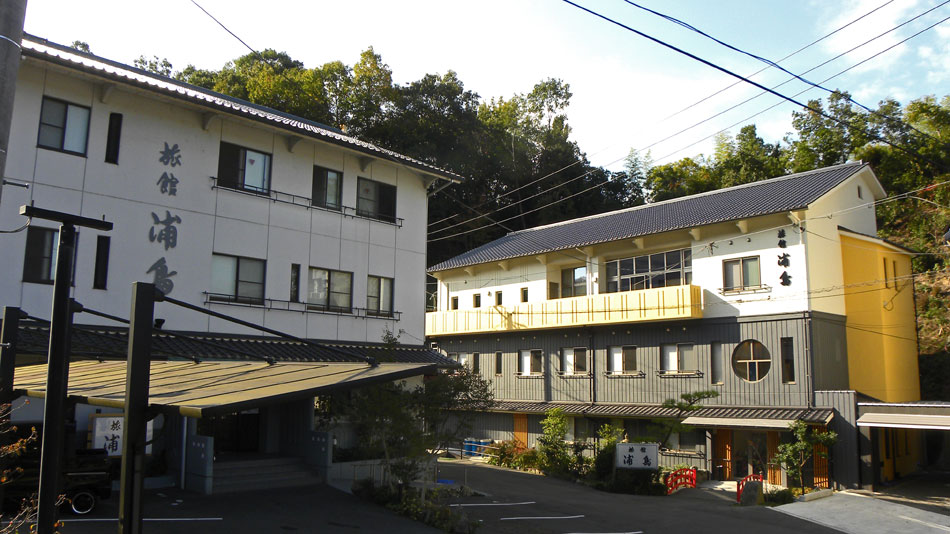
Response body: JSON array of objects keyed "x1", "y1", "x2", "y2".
[
  {"x1": 774, "y1": 492, "x2": 950, "y2": 534},
  {"x1": 436, "y1": 459, "x2": 838, "y2": 534},
  {"x1": 57, "y1": 484, "x2": 440, "y2": 534}
]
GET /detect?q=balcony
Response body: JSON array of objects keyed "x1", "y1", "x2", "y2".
[{"x1": 426, "y1": 284, "x2": 703, "y2": 336}]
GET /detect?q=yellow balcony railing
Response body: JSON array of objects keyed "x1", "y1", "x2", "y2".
[{"x1": 425, "y1": 284, "x2": 703, "y2": 336}]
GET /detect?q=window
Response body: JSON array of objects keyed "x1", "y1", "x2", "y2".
[
  {"x1": 450, "y1": 296, "x2": 459, "y2": 310},
  {"x1": 308, "y1": 267, "x2": 353, "y2": 313},
  {"x1": 722, "y1": 256, "x2": 761, "y2": 292},
  {"x1": 560, "y1": 266, "x2": 587, "y2": 298},
  {"x1": 472, "y1": 352, "x2": 480, "y2": 374},
  {"x1": 93, "y1": 235, "x2": 110, "y2": 290},
  {"x1": 495, "y1": 351, "x2": 503, "y2": 375},
  {"x1": 312, "y1": 166, "x2": 342, "y2": 210},
  {"x1": 710, "y1": 342, "x2": 723, "y2": 384},
  {"x1": 561, "y1": 347, "x2": 587, "y2": 375},
  {"x1": 520, "y1": 287, "x2": 528, "y2": 302},
  {"x1": 732, "y1": 340, "x2": 771, "y2": 382},
  {"x1": 605, "y1": 248, "x2": 692, "y2": 293},
  {"x1": 473, "y1": 294, "x2": 481, "y2": 308},
  {"x1": 495, "y1": 291, "x2": 503, "y2": 306},
  {"x1": 857, "y1": 185, "x2": 863, "y2": 199},
  {"x1": 781, "y1": 337, "x2": 795, "y2": 383},
  {"x1": 608, "y1": 346, "x2": 637, "y2": 375},
  {"x1": 661, "y1": 343, "x2": 694, "y2": 373},
  {"x1": 290, "y1": 264, "x2": 301, "y2": 302},
  {"x1": 518, "y1": 349, "x2": 543, "y2": 375},
  {"x1": 367, "y1": 275, "x2": 394, "y2": 316},
  {"x1": 37, "y1": 96, "x2": 90, "y2": 155},
  {"x1": 23, "y1": 227, "x2": 59, "y2": 284},
  {"x1": 356, "y1": 177, "x2": 396, "y2": 222},
  {"x1": 217, "y1": 142, "x2": 272, "y2": 194},
  {"x1": 104, "y1": 113, "x2": 123, "y2": 164},
  {"x1": 210, "y1": 254, "x2": 265, "y2": 304}
]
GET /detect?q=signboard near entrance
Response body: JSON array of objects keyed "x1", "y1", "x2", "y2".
[
  {"x1": 615, "y1": 442, "x2": 658, "y2": 470},
  {"x1": 90, "y1": 414, "x2": 153, "y2": 456}
]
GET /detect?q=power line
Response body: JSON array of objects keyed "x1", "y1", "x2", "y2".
[
  {"x1": 661, "y1": 0, "x2": 895, "y2": 122},
  {"x1": 649, "y1": 10, "x2": 950, "y2": 165},
  {"x1": 622, "y1": 0, "x2": 945, "y2": 146},
  {"x1": 562, "y1": 0, "x2": 945, "y2": 171}
]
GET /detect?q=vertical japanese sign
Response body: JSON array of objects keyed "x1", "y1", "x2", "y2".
[
  {"x1": 777, "y1": 228, "x2": 793, "y2": 287},
  {"x1": 91, "y1": 415, "x2": 153, "y2": 456},
  {"x1": 615, "y1": 442, "x2": 658, "y2": 470},
  {"x1": 148, "y1": 142, "x2": 183, "y2": 294}
]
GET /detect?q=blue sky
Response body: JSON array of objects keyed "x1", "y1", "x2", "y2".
[{"x1": 24, "y1": 0, "x2": 950, "y2": 171}]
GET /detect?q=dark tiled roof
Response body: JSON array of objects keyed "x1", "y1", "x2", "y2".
[
  {"x1": 430, "y1": 162, "x2": 868, "y2": 271},
  {"x1": 485, "y1": 401, "x2": 833, "y2": 424},
  {"x1": 10, "y1": 321, "x2": 455, "y2": 366},
  {"x1": 21, "y1": 35, "x2": 464, "y2": 184}
]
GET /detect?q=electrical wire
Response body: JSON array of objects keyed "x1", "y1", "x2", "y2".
[
  {"x1": 622, "y1": 0, "x2": 946, "y2": 146},
  {"x1": 0, "y1": 218, "x2": 30, "y2": 234},
  {"x1": 661, "y1": 0, "x2": 895, "y2": 122}
]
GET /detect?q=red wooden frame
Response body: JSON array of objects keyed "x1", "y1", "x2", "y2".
[
  {"x1": 737, "y1": 473, "x2": 763, "y2": 503},
  {"x1": 666, "y1": 467, "x2": 697, "y2": 495}
]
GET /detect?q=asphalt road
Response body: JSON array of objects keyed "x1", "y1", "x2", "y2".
[{"x1": 436, "y1": 460, "x2": 840, "y2": 534}]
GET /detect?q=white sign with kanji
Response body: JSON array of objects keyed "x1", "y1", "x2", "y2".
[
  {"x1": 615, "y1": 442, "x2": 658, "y2": 470},
  {"x1": 91, "y1": 415, "x2": 153, "y2": 456}
]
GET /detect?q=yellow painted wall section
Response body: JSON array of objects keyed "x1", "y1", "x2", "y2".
[{"x1": 839, "y1": 234, "x2": 920, "y2": 402}]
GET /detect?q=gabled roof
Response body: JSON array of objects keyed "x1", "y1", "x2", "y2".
[
  {"x1": 430, "y1": 162, "x2": 870, "y2": 272},
  {"x1": 21, "y1": 35, "x2": 464, "y2": 185}
]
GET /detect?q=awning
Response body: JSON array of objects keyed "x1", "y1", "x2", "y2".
[
  {"x1": 13, "y1": 360, "x2": 435, "y2": 418},
  {"x1": 682, "y1": 416, "x2": 796, "y2": 430},
  {"x1": 857, "y1": 413, "x2": 950, "y2": 430}
]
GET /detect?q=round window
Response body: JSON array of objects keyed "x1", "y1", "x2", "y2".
[{"x1": 732, "y1": 340, "x2": 771, "y2": 382}]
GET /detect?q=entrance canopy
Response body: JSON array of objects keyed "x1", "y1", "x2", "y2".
[
  {"x1": 14, "y1": 360, "x2": 435, "y2": 418},
  {"x1": 857, "y1": 402, "x2": 950, "y2": 431}
]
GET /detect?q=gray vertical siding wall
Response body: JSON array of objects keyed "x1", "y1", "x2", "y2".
[
  {"x1": 440, "y1": 312, "x2": 838, "y2": 408},
  {"x1": 810, "y1": 314, "x2": 850, "y2": 391},
  {"x1": 815, "y1": 390, "x2": 859, "y2": 489}
]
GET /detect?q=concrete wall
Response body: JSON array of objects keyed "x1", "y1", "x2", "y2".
[{"x1": 1, "y1": 58, "x2": 431, "y2": 343}]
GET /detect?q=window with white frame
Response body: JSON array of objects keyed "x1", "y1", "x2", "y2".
[
  {"x1": 660, "y1": 343, "x2": 694, "y2": 373},
  {"x1": 312, "y1": 166, "x2": 343, "y2": 210},
  {"x1": 210, "y1": 254, "x2": 266, "y2": 304},
  {"x1": 560, "y1": 266, "x2": 587, "y2": 298},
  {"x1": 367, "y1": 275, "x2": 394, "y2": 316},
  {"x1": 356, "y1": 177, "x2": 396, "y2": 222},
  {"x1": 561, "y1": 347, "x2": 587, "y2": 375},
  {"x1": 308, "y1": 267, "x2": 353, "y2": 313},
  {"x1": 217, "y1": 142, "x2": 272, "y2": 194},
  {"x1": 608, "y1": 346, "x2": 637, "y2": 374},
  {"x1": 518, "y1": 349, "x2": 543, "y2": 375},
  {"x1": 722, "y1": 256, "x2": 761, "y2": 292},
  {"x1": 37, "y1": 96, "x2": 90, "y2": 155},
  {"x1": 605, "y1": 248, "x2": 691, "y2": 293}
]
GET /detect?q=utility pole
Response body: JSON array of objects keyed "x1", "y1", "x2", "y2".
[
  {"x1": 0, "y1": 0, "x2": 27, "y2": 205},
  {"x1": 21, "y1": 206, "x2": 112, "y2": 534}
]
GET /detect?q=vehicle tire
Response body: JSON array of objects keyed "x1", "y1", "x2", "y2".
[{"x1": 69, "y1": 490, "x2": 97, "y2": 515}]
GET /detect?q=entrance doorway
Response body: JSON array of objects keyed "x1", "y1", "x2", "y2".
[
  {"x1": 197, "y1": 410, "x2": 261, "y2": 457},
  {"x1": 732, "y1": 430, "x2": 768, "y2": 479}
]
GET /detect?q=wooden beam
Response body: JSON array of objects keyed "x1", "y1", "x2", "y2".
[
  {"x1": 286, "y1": 135, "x2": 302, "y2": 153},
  {"x1": 464, "y1": 266, "x2": 476, "y2": 277},
  {"x1": 358, "y1": 156, "x2": 374, "y2": 171},
  {"x1": 632, "y1": 238, "x2": 645, "y2": 249},
  {"x1": 99, "y1": 83, "x2": 116, "y2": 104},
  {"x1": 201, "y1": 112, "x2": 216, "y2": 131},
  {"x1": 788, "y1": 210, "x2": 806, "y2": 225},
  {"x1": 497, "y1": 260, "x2": 510, "y2": 271},
  {"x1": 688, "y1": 228, "x2": 702, "y2": 241},
  {"x1": 535, "y1": 254, "x2": 547, "y2": 265},
  {"x1": 736, "y1": 220, "x2": 749, "y2": 234}
]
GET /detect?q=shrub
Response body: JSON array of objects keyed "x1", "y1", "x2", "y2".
[
  {"x1": 764, "y1": 487, "x2": 795, "y2": 505},
  {"x1": 516, "y1": 448, "x2": 540, "y2": 471},
  {"x1": 537, "y1": 408, "x2": 570, "y2": 476},
  {"x1": 487, "y1": 440, "x2": 524, "y2": 469},
  {"x1": 607, "y1": 469, "x2": 667, "y2": 495},
  {"x1": 592, "y1": 442, "x2": 616, "y2": 482}
]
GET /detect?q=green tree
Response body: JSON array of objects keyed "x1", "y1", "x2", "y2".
[
  {"x1": 772, "y1": 420, "x2": 837, "y2": 494},
  {"x1": 536, "y1": 408, "x2": 570, "y2": 475},
  {"x1": 70, "y1": 41, "x2": 91, "y2": 53},
  {"x1": 133, "y1": 55, "x2": 173, "y2": 77},
  {"x1": 651, "y1": 390, "x2": 719, "y2": 449}
]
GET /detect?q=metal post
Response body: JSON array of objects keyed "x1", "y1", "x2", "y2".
[
  {"x1": 0, "y1": 306, "x2": 21, "y2": 403},
  {"x1": 36, "y1": 224, "x2": 77, "y2": 534},
  {"x1": 0, "y1": 0, "x2": 27, "y2": 206},
  {"x1": 118, "y1": 282, "x2": 155, "y2": 534}
]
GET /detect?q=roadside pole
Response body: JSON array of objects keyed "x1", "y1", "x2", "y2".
[{"x1": 0, "y1": 0, "x2": 28, "y2": 205}]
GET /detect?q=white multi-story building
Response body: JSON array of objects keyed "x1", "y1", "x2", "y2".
[{"x1": 0, "y1": 35, "x2": 459, "y2": 493}]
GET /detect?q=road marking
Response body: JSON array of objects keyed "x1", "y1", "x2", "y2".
[
  {"x1": 60, "y1": 518, "x2": 223, "y2": 522},
  {"x1": 898, "y1": 515, "x2": 950, "y2": 532},
  {"x1": 500, "y1": 514, "x2": 585, "y2": 520},
  {"x1": 450, "y1": 501, "x2": 536, "y2": 507}
]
